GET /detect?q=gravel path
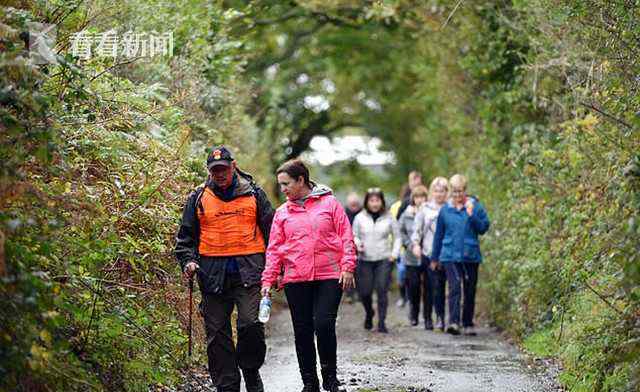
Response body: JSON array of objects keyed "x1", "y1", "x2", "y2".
[
  {"x1": 260, "y1": 295, "x2": 561, "y2": 392},
  {"x1": 173, "y1": 294, "x2": 562, "y2": 392}
]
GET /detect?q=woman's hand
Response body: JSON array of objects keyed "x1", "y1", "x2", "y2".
[
  {"x1": 275, "y1": 274, "x2": 284, "y2": 292},
  {"x1": 430, "y1": 260, "x2": 440, "y2": 271},
  {"x1": 260, "y1": 286, "x2": 271, "y2": 298},
  {"x1": 465, "y1": 199, "x2": 474, "y2": 216},
  {"x1": 339, "y1": 271, "x2": 355, "y2": 290},
  {"x1": 412, "y1": 244, "x2": 422, "y2": 259}
]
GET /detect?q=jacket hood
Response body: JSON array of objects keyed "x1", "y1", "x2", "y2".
[
  {"x1": 282, "y1": 182, "x2": 333, "y2": 210},
  {"x1": 308, "y1": 182, "x2": 333, "y2": 198},
  {"x1": 235, "y1": 169, "x2": 256, "y2": 195}
]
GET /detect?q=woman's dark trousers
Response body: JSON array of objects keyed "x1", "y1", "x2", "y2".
[
  {"x1": 285, "y1": 279, "x2": 343, "y2": 388},
  {"x1": 443, "y1": 262, "x2": 479, "y2": 327},
  {"x1": 405, "y1": 264, "x2": 427, "y2": 323},
  {"x1": 406, "y1": 257, "x2": 446, "y2": 326},
  {"x1": 356, "y1": 259, "x2": 393, "y2": 327}
]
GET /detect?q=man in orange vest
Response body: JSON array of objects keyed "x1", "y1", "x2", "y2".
[{"x1": 175, "y1": 146, "x2": 274, "y2": 392}]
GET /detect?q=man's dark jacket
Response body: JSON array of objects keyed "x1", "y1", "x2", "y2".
[{"x1": 174, "y1": 169, "x2": 274, "y2": 294}]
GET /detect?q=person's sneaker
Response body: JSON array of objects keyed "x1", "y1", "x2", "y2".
[
  {"x1": 410, "y1": 317, "x2": 418, "y2": 326},
  {"x1": 364, "y1": 311, "x2": 374, "y2": 330},
  {"x1": 377, "y1": 321, "x2": 389, "y2": 333},
  {"x1": 395, "y1": 298, "x2": 406, "y2": 308},
  {"x1": 435, "y1": 317, "x2": 445, "y2": 331},
  {"x1": 463, "y1": 326, "x2": 477, "y2": 336},
  {"x1": 301, "y1": 374, "x2": 321, "y2": 392},
  {"x1": 322, "y1": 377, "x2": 346, "y2": 392},
  {"x1": 446, "y1": 323, "x2": 461, "y2": 335},
  {"x1": 301, "y1": 383, "x2": 321, "y2": 392},
  {"x1": 424, "y1": 319, "x2": 434, "y2": 330}
]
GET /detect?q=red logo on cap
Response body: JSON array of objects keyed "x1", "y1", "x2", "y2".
[{"x1": 213, "y1": 150, "x2": 222, "y2": 160}]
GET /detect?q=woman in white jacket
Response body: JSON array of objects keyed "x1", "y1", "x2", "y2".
[
  {"x1": 411, "y1": 177, "x2": 449, "y2": 331},
  {"x1": 352, "y1": 188, "x2": 401, "y2": 333}
]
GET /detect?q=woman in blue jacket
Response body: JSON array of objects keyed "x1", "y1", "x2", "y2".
[{"x1": 431, "y1": 174, "x2": 490, "y2": 336}]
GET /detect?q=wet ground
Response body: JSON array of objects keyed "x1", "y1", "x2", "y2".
[
  {"x1": 172, "y1": 294, "x2": 562, "y2": 392},
  {"x1": 259, "y1": 296, "x2": 561, "y2": 392}
]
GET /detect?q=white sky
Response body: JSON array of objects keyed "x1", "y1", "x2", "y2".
[{"x1": 303, "y1": 135, "x2": 395, "y2": 166}]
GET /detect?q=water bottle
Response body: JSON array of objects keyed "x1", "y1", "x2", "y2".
[{"x1": 258, "y1": 296, "x2": 272, "y2": 323}]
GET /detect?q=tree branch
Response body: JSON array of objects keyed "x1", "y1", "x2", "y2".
[
  {"x1": 310, "y1": 11, "x2": 362, "y2": 29},
  {"x1": 252, "y1": 9, "x2": 307, "y2": 26},
  {"x1": 440, "y1": 0, "x2": 465, "y2": 30},
  {"x1": 248, "y1": 22, "x2": 327, "y2": 72},
  {"x1": 89, "y1": 57, "x2": 140, "y2": 82},
  {"x1": 580, "y1": 102, "x2": 634, "y2": 131}
]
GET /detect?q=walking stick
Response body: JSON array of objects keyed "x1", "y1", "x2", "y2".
[{"x1": 188, "y1": 275, "x2": 193, "y2": 357}]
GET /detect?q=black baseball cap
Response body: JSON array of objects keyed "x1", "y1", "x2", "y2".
[{"x1": 207, "y1": 145, "x2": 234, "y2": 169}]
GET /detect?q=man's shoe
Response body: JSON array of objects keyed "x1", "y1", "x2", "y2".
[
  {"x1": 435, "y1": 317, "x2": 445, "y2": 331},
  {"x1": 446, "y1": 323, "x2": 461, "y2": 335},
  {"x1": 242, "y1": 369, "x2": 264, "y2": 392},
  {"x1": 364, "y1": 310, "x2": 374, "y2": 330},
  {"x1": 377, "y1": 321, "x2": 389, "y2": 333},
  {"x1": 463, "y1": 326, "x2": 477, "y2": 336},
  {"x1": 424, "y1": 319, "x2": 433, "y2": 330}
]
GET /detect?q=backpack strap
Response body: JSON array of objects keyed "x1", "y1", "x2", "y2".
[{"x1": 194, "y1": 184, "x2": 206, "y2": 215}]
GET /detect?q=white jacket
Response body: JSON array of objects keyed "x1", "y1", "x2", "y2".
[
  {"x1": 411, "y1": 201, "x2": 444, "y2": 257},
  {"x1": 352, "y1": 210, "x2": 401, "y2": 262}
]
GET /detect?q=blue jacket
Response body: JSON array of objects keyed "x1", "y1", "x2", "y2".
[{"x1": 431, "y1": 198, "x2": 490, "y2": 263}]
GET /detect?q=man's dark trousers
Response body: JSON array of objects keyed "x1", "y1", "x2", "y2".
[{"x1": 201, "y1": 272, "x2": 265, "y2": 392}]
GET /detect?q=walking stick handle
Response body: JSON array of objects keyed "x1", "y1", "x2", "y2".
[{"x1": 188, "y1": 276, "x2": 193, "y2": 357}]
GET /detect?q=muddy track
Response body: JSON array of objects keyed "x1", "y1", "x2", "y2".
[{"x1": 259, "y1": 294, "x2": 561, "y2": 392}]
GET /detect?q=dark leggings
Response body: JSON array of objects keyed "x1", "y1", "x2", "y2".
[
  {"x1": 285, "y1": 279, "x2": 343, "y2": 384},
  {"x1": 356, "y1": 259, "x2": 393, "y2": 323}
]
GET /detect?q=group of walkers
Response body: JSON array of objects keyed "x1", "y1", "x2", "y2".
[
  {"x1": 174, "y1": 146, "x2": 490, "y2": 392},
  {"x1": 346, "y1": 172, "x2": 490, "y2": 337}
]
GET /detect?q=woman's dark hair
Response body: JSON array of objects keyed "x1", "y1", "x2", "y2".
[
  {"x1": 364, "y1": 187, "x2": 386, "y2": 214},
  {"x1": 276, "y1": 159, "x2": 311, "y2": 186}
]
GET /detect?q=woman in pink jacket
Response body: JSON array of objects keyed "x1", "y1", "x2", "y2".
[{"x1": 261, "y1": 159, "x2": 356, "y2": 392}]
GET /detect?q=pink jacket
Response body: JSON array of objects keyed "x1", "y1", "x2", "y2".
[{"x1": 261, "y1": 187, "x2": 357, "y2": 288}]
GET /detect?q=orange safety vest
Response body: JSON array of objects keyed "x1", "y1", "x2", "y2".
[{"x1": 197, "y1": 188, "x2": 266, "y2": 257}]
